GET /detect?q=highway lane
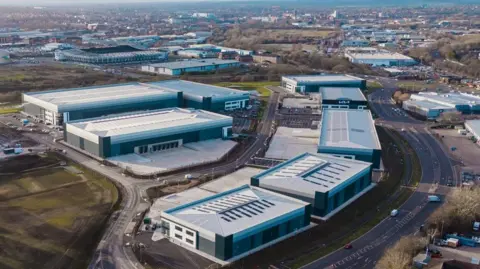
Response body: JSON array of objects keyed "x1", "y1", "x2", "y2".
[{"x1": 301, "y1": 78, "x2": 454, "y2": 269}]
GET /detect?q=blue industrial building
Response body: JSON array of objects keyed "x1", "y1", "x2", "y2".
[
  {"x1": 320, "y1": 87, "x2": 368, "y2": 110},
  {"x1": 345, "y1": 50, "x2": 417, "y2": 67},
  {"x1": 22, "y1": 83, "x2": 182, "y2": 126},
  {"x1": 319, "y1": 109, "x2": 382, "y2": 169},
  {"x1": 64, "y1": 108, "x2": 233, "y2": 158},
  {"x1": 148, "y1": 80, "x2": 251, "y2": 112},
  {"x1": 141, "y1": 59, "x2": 241, "y2": 76},
  {"x1": 402, "y1": 99, "x2": 456, "y2": 120},
  {"x1": 251, "y1": 153, "x2": 373, "y2": 218},
  {"x1": 407, "y1": 92, "x2": 480, "y2": 115},
  {"x1": 281, "y1": 75, "x2": 366, "y2": 94},
  {"x1": 159, "y1": 185, "x2": 311, "y2": 261}
]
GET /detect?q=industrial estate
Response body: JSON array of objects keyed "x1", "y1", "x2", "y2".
[{"x1": 2, "y1": 2, "x2": 480, "y2": 269}]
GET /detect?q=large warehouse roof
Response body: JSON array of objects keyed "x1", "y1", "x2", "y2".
[
  {"x1": 403, "y1": 99, "x2": 453, "y2": 110},
  {"x1": 145, "y1": 59, "x2": 239, "y2": 70},
  {"x1": 283, "y1": 74, "x2": 364, "y2": 84},
  {"x1": 148, "y1": 80, "x2": 249, "y2": 98},
  {"x1": 23, "y1": 83, "x2": 178, "y2": 112},
  {"x1": 319, "y1": 109, "x2": 381, "y2": 150},
  {"x1": 162, "y1": 185, "x2": 308, "y2": 236},
  {"x1": 320, "y1": 87, "x2": 366, "y2": 101},
  {"x1": 253, "y1": 153, "x2": 372, "y2": 196},
  {"x1": 66, "y1": 108, "x2": 232, "y2": 142},
  {"x1": 465, "y1": 120, "x2": 480, "y2": 138},
  {"x1": 412, "y1": 92, "x2": 480, "y2": 107},
  {"x1": 346, "y1": 52, "x2": 415, "y2": 60}
]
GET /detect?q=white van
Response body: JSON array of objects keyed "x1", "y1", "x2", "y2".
[{"x1": 391, "y1": 209, "x2": 399, "y2": 217}]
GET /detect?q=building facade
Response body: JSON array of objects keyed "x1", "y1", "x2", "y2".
[
  {"x1": 159, "y1": 185, "x2": 311, "y2": 261},
  {"x1": 22, "y1": 83, "x2": 181, "y2": 126},
  {"x1": 318, "y1": 109, "x2": 382, "y2": 169},
  {"x1": 251, "y1": 153, "x2": 373, "y2": 217},
  {"x1": 64, "y1": 108, "x2": 233, "y2": 158},
  {"x1": 55, "y1": 46, "x2": 168, "y2": 64},
  {"x1": 281, "y1": 75, "x2": 366, "y2": 94},
  {"x1": 148, "y1": 80, "x2": 250, "y2": 112}
]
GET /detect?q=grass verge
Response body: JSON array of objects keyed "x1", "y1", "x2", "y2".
[
  {"x1": 365, "y1": 80, "x2": 384, "y2": 95},
  {"x1": 213, "y1": 81, "x2": 279, "y2": 97},
  {"x1": 0, "y1": 107, "x2": 20, "y2": 114}
]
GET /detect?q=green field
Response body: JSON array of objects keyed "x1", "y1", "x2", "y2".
[
  {"x1": 0, "y1": 155, "x2": 118, "y2": 269},
  {"x1": 214, "y1": 81, "x2": 280, "y2": 97},
  {"x1": 0, "y1": 107, "x2": 21, "y2": 115}
]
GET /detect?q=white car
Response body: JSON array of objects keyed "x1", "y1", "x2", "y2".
[{"x1": 390, "y1": 209, "x2": 399, "y2": 217}]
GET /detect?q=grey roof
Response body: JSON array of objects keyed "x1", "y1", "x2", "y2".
[
  {"x1": 162, "y1": 185, "x2": 308, "y2": 236},
  {"x1": 144, "y1": 59, "x2": 240, "y2": 70},
  {"x1": 403, "y1": 99, "x2": 453, "y2": 110},
  {"x1": 283, "y1": 74, "x2": 364, "y2": 84},
  {"x1": 411, "y1": 92, "x2": 480, "y2": 107},
  {"x1": 253, "y1": 153, "x2": 372, "y2": 196},
  {"x1": 321, "y1": 87, "x2": 366, "y2": 101},
  {"x1": 319, "y1": 109, "x2": 381, "y2": 150},
  {"x1": 67, "y1": 108, "x2": 232, "y2": 139},
  {"x1": 22, "y1": 83, "x2": 178, "y2": 112},
  {"x1": 465, "y1": 120, "x2": 480, "y2": 137},
  {"x1": 147, "y1": 80, "x2": 250, "y2": 98}
]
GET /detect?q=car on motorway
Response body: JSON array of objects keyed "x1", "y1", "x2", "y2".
[
  {"x1": 428, "y1": 195, "x2": 441, "y2": 202},
  {"x1": 390, "y1": 209, "x2": 399, "y2": 217},
  {"x1": 344, "y1": 243, "x2": 353, "y2": 249},
  {"x1": 447, "y1": 179, "x2": 454, "y2": 187}
]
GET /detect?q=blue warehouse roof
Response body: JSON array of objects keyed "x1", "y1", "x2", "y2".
[
  {"x1": 144, "y1": 59, "x2": 240, "y2": 70},
  {"x1": 283, "y1": 74, "x2": 364, "y2": 85}
]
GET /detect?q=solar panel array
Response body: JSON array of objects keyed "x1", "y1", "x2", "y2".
[
  {"x1": 267, "y1": 155, "x2": 353, "y2": 189},
  {"x1": 190, "y1": 192, "x2": 277, "y2": 223}
]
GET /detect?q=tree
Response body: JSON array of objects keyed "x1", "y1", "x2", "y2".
[
  {"x1": 437, "y1": 111, "x2": 462, "y2": 124},
  {"x1": 377, "y1": 236, "x2": 427, "y2": 269}
]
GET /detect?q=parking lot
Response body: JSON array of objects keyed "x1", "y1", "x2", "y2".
[{"x1": 276, "y1": 114, "x2": 321, "y2": 129}]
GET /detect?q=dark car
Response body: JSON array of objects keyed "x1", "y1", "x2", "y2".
[{"x1": 344, "y1": 243, "x2": 353, "y2": 249}]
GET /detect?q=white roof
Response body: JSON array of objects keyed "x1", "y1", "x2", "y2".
[
  {"x1": 163, "y1": 185, "x2": 308, "y2": 236},
  {"x1": 144, "y1": 59, "x2": 240, "y2": 70},
  {"x1": 347, "y1": 52, "x2": 415, "y2": 61},
  {"x1": 320, "y1": 87, "x2": 366, "y2": 101},
  {"x1": 466, "y1": 120, "x2": 480, "y2": 137},
  {"x1": 266, "y1": 127, "x2": 320, "y2": 160},
  {"x1": 148, "y1": 80, "x2": 249, "y2": 98},
  {"x1": 283, "y1": 74, "x2": 364, "y2": 84},
  {"x1": 23, "y1": 83, "x2": 178, "y2": 112},
  {"x1": 253, "y1": 153, "x2": 372, "y2": 196},
  {"x1": 412, "y1": 92, "x2": 480, "y2": 107},
  {"x1": 403, "y1": 99, "x2": 453, "y2": 110},
  {"x1": 67, "y1": 108, "x2": 231, "y2": 138},
  {"x1": 319, "y1": 109, "x2": 381, "y2": 150}
]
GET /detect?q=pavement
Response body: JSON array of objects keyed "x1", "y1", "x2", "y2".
[
  {"x1": 299, "y1": 77, "x2": 456, "y2": 269},
  {"x1": 14, "y1": 87, "x2": 282, "y2": 269}
]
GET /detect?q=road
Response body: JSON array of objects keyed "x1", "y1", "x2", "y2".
[
  {"x1": 301, "y1": 77, "x2": 456, "y2": 269},
  {"x1": 19, "y1": 88, "x2": 281, "y2": 269}
]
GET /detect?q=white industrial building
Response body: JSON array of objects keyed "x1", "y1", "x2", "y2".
[
  {"x1": 407, "y1": 92, "x2": 480, "y2": 115},
  {"x1": 344, "y1": 49, "x2": 417, "y2": 67},
  {"x1": 465, "y1": 120, "x2": 480, "y2": 145},
  {"x1": 141, "y1": 59, "x2": 241, "y2": 76},
  {"x1": 281, "y1": 75, "x2": 366, "y2": 94}
]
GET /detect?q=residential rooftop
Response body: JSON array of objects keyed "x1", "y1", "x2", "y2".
[
  {"x1": 319, "y1": 109, "x2": 381, "y2": 150},
  {"x1": 320, "y1": 87, "x2": 366, "y2": 101},
  {"x1": 283, "y1": 74, "x2": 364, "y2": 84},
  {"x1": 23, "y1": 83, "x2": 178, "y2": 112},
  {"x1": 144, "y1": 59, "x2": 240, "y2": 70},
  {"x1": 148, "y1": 80, "x2": 249, "y2": 98},
  {"x1": 252, "y1": 153, "x2": 372, "y2": 196},
  {"x1": 163, "y1": 185, "x2": 309, "y2": 236},
  {"x1": 67, "y1": 108, "x2": 232, "y2": 138}
]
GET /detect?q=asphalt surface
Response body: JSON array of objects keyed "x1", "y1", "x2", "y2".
[
  {"x1": 17, "y1": 88, "x2": 282, "y2": 269},
  {"x1": 300, "y1": 77, "x2": 456, "y2": 269}
]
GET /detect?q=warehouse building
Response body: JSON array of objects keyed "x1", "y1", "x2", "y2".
[
  {"x1": 64, "y1": 108, "x2": 233, "y2": 158},
  {"x1": 402, "y1": 99, "x2": 456, "y2": 120},
  {"x1": 54, "y1": 45, "x2": 168, "y2": 64},
  {"x1": 281, "y1": 75, "x2": 366, "y2": 94},
  {"x1": 465, "y1": 120, "x2": 480, "y2": 144},
  {"x1": 318, "y1": 109, "x2": 381, "y2": 168},
  {"x1": 22, "y1": 83, "x2": 182, "y2": 126},
  {"x1": 408, "y1": 92, "x2": 480, "y2": 114},
  {"x1": 148, "y1": 80, "x2": 250, "y2": 112},
  {"x1": 320, "y1": 87, "x2": 367, "y2": 109},
  {"x1": 141, "y1": 59, "x2": 241, "y2": 76},
  {"x1": 344, "y1": 50, "x2": 417, "y2": 67},
  {"x1": 251, "y1": 153, "x2": 373, "y2": 218},
  {"x1": 159, "y1": 184, "x2": 311, "y2": 261}
]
